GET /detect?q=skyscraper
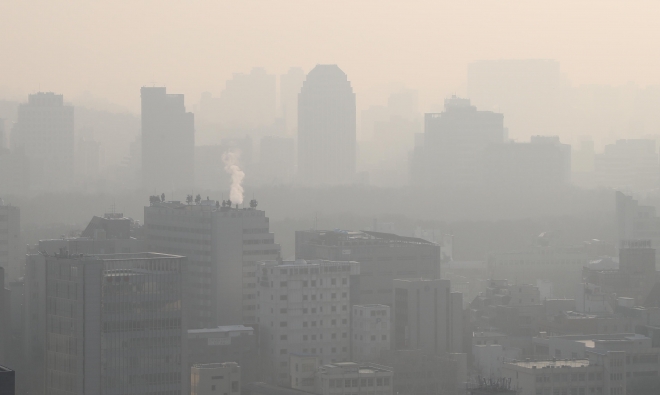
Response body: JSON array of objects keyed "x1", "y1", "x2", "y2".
[
  {"x1": 298, "y1": 65, "x2": 356, "y2": 185},
  {"x1": 0, "y1": 201, "x2": 20, "y2": 281},
  {"x1": 280, "y1": 67, "x2": 305, "y2": 136},
  {"x1": 144, "y1": 200, "x2": 280, "y2": 328},
  {"x1": 25, "y1": 252, "x2": 187, "y2": 395},
  {"x1": 420, "y1": 96, "x2": 504, "y2": 187},
  {"x1": 12, "y1": 92, "x2": 74, "y2": 190},
  {"x1": 141, "y1": 87, "x2": 194, "y2": 192}
]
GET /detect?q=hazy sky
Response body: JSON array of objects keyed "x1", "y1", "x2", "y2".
[{"x1": 2, "y1": 0, "x2": 659, "y2": 112}]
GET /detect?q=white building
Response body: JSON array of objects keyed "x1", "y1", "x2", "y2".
[
  {"x1": 290, "y1": 354, "x2": 320, "y2": 392},
  {"x1": 145, "y1": 201, "x2": 280, "y2": 328},
  {"x1": 352, "y1": 305, "x2": 390, "y2": 362},
  {"x1": 502, "y1": 352, "x2": 626, "y2": 395},
  {"x1": 315, "y1": 362, "x2": 393, "y2": 395},
  {"x1": 0, "y1": 201, "x2": 20, "y2": 280},
  {"x1": 257, "y1": 259, "x2": 360, "y2": 384},
  {"x1": 12, "y1": 92, "x2": 74, "y2": 190},
  {"x1": 191, "y1": 362, "x2": 241, "y2": 395}
]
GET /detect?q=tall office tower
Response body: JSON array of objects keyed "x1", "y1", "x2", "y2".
[
  {"x1": 483, "y1": 135, "x2": 571, "y2": 188},
  {"x1": 420, "y1": 96, "x2": 504, "y2": 187},
  {"x1": 12, "y1": 92, "x2": 74, "y2": 190},
  {"x1": 0, "y1": 201, "x2": 20, "y2": 281},
  {"x1": 256, "y1": 259, "x2": 360, "y2": 384},
  {"x1": 0, "y1": 268, "x2": 9, "y2": 365},
  {"x1": 26, "y1": 252, "x2": 186, "y2": 395},
  {"x1": 191, "y1": 362, "x2": 240, "y2": 395},
  {"x1": 145, "y1": 201, "x2": 280, "y2": 328},
  {"x1": 258, "y1": 136, "x2": 295, "y2": 185},
  {"x1": 298, "y1": 65, "x2": 356, "y2": 185},
  {"x1": 616, "y1": 192, "x2": 660, "y2": 268},
  {"x1": 280, "y1": 68, "x2": 305, "y2": 136},
  {"x1": 351, "y1": 304, "x2": 390, "y2": 362},
  {"x1": 219, "y1": 68, "x2": 277, "y2": 130},
  {"x1": 24, "y1": 255, "x2": 47, "y2": 395},
  {"x1": 595, "y1": 139, "x2": 659, "y2": 193},
  {"x1": 141, "y1": 87, "x2": 194, "y2": 192},
  {"x1": 295, "y1": 230, "x2": 441, "y2": 307},
  {"x1": 393, "y1": 278, "x2": 463, "y2": 355},
  {"x1": 467, "y1": 59, "x2": 562, "y2": 139}
]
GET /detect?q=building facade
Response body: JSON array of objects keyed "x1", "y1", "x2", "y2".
[
  {"x1": 145, "y1": 201, "x2": 280, "y2": 328},
  {"x1": 297, "y1": 64, "x2": 356, "y2": 185},
  {"x1": 191, "y1": 362, "x2": 241, "y2": 395},
  {"x1": 257, "y1": 259, "x2": 360, "y2": 384},
  {"x1": 351, "y1": 305, "x2": 390, "y2": 362},
  {"x1": 315, "y1": 362, "x2": 393, "y2": 395},
  {"x1": 393, "y1": 278, "x2": 463, "y2": 354},
  {"x1": 141, "y1": 87, "x2": 194, "y2": 191},
  {"x1": 12, "y1": 92, "x2": 74, "y2": 190},
  {"x1": 0, "y1": 201, "x2": 20, "y2": 281},
  {"x1": 187, "y1": 325, "x2": 257, "y2": 385},
  {"x1": 295, "y1": 230, "x2": 441, "y2": 307}
]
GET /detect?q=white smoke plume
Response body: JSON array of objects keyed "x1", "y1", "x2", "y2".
[{"x1": 222, "y1": 149, "x2": 245, "y2": 205}]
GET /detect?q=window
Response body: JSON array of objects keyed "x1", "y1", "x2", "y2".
[
  {"x1": 280, "y1": 322, "x2": 287, "y2": 327},
  {"x1": 312, "y1": 308, "x2": 317, "y2": 313},
  {"x1": 342, "y1": 332, "x2": 347, "y2": 338},
  {"x1": 332, "y1": 333, "x2": 337, "y2": 339},
  {"x1": 280, "y1": 281, "x2": 287, "y2": 287},
  {"x1": 332, "y1": 293, "x2": 337, "y2": 299},
  {"x1": 377, "y1": 378, "x2": 383, "y2": 386},
  {"x1": 303, "y1": 335, "x2": 308, "y2": 341},
  {"x1": 280, "y1": 308, "x2": 287, "y2": 314},
  {"x1": 303, "y1": 281, "x2": 308, "y2": 287},
  {"x1": 303, "y1": 322, "x2": 308, "y2": 327},
  {"x1": 342, "y1": 292, "x2": 347, "y2": 298},
  {"x1": 332, "y1": 319, "x2": 336, "y2": 325},
  {"x1": 332, "y1": 306, "x2": 337, "y2": 312},
  {"x1": 303, "y1": 295, "x2": 308, "y2": 301},
  {"x1": 382, "y1": 335, "x2": 387, "y2": 341},
  {"x1": 311, "y1": 280, "x2": 316, "y2": 286},
  {"x1": 342, "y1": 319, "x2": 347, "y2": 324},
  {"x1": 332, "y1": 279, "x2": 336, "y2": 285},
  {"x1": 280, "y1": 349, "x2": 287, "y2": 354},
  {"x1": 212, "y1": 385, "x2": 216, "y2": 391},
  {"x1": 342, "y1": 305, "x2": 347, "y2": 311},
  {"x1": 352, "y1": 379, "x2": 358, "y2": 387},
  {"x1": 303, "y1": 308, "x2": 308, "y2": 314},
  {"x1": 383, "y1": 378, "x2": 390, "y2": 386},
  {"x1": 342, "y1": 278, "x2": 347, "y2": 285},
  {"x1": 232, "y1": 381, "x2": 239, "y2": 392},
  {"x1": 280, "y1": 295, "x2": 287, "y2": 300},
  {"x1": 280, "y1": 335, "x2": 287, "y2": 340},
  {"x1": 345, "y1": 379, "x2": 351, "y2": 388}
]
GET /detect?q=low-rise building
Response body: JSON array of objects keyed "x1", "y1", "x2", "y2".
[
  {"x1": 352, "y1": 305, "x2": 390, "y2": 362},
  {"x1": 187, "y1": 325, "x2": 257, "y2": 385},
  {"x1": 315, "y1": 362, "x2": 393, "y2": 395},
  {"x1": 502, "y1": 351, "x2": 626, "y2": 395},
  {"x1": 191, "y1": 362, "x2": 241, "y2": 395},
  {"x1": 290, "y1": 354, "x2": 319, "y2": 392}
]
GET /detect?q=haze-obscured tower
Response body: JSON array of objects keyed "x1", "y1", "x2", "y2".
[
  {"x1": 298, "y1": 65, "x2": 356, "y2": 185},
  {"x1": 280, "y1": 67, "x2": 306, "y2": 136},
  {"x1": 12, "y1": 92, "x2": 74, "y2": 190},
  {"x1": 141, "y1": 87, "x2": 194, "y2": 192}
]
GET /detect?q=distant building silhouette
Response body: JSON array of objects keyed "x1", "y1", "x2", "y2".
[
  {"x1": 219, "y1": 68, "x2": 277, "y2": 130},
  {"x1": 298, "y1": 65, "x2": 356, "y2": 185},
  {"x1": 12, "y1": 92, "x2": 74, "y2": 190},
  {"x1": 595, "y1": 139, "x2": 659, "y2": 193},
  {"x1": 418, "y1": 96, "x2": 504, "y2": 187},
  {"x1": 0, "y1": 201, "x2": 20, "y2": 281},
  {"x1": 280, "y1": 68, "x2": 306, "y2": 136},
  {"x1": 141, "y1": 87, "x2": 194, "y2": 191},
  {"x1": 258, "y1": 136, "x2": 295, "y2": 185}
]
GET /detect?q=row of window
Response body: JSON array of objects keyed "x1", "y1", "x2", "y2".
[
  {"x1": 536, "y1": 373, "x2": 602, "y2": 383},
  {"x1": 327, "y1": 377, "x2": 391, "y2": 388}
]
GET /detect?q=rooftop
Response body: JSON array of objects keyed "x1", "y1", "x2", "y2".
[
  {"x1": 508, "y1": 359, "x2": 590, "y2": 369},
  {"x1": 301, "y1": 229, "x2": 436, "y2": 246},
  {"x1": 188, "y1": 325, "x2": 254, "y2": 334}
]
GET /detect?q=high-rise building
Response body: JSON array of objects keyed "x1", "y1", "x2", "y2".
[
  {"x1": 12, "y1": 92, "x2": 74, "y2": 190},
  {"x1": 393, "y1": 278, "x2": 463, "y2": 354},
  {"x1": 417, "y1": 96, "x2": 504, "y2": 187},
  {"x1": 0, "y1": 201, "x2": 20, "y2": 281},
  {"x1": 595, "y1": 139, "x2": 659, "y2": 193},
  {"x1": 351, "y1": 304, "x2": 390, "y2": 362},
  {"x1": 256, "y1": 259, "x2": 360, "y2": 384},
  {"x1": 191, "y1": 362, "x2": 241, "y2": 395},
  {"x1": 141, "y1": 87, "x2": 194, "y2": 191},
  {"x1": 145, "y1": 201, "x2": 280, "y2": 328},
  {"x1": 298, "y1": 65, "x2": 356, "y2": 185},
  {"x1": 616, "y1": 191, "x2": 660, "y2": 268},
  {"x1": 27, "y1": 252, "x2": 186, "y2": 395},
  {"x1": 219, "y1": 68, "x2": 277, "y2": 130},
  {"x1": 280, "y1": 68, "x2": 306, "y2": 136},
  {"x1": 295, "y1": 230, "x2": 441, "y2": 307},
  {"x1": 0, "y1": 268, "x2": 9, "y2": 365}
]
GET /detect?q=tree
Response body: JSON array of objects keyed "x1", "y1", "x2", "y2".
[
  {"x1": 195, "y1": 194, "x2": 201, "y2": 204},
  {"x1": 186, "y1": 194, "x2": 193, "y2": 205},
  {"x1": 161, "y1": 193, "x2": 165, "y2": 202}
]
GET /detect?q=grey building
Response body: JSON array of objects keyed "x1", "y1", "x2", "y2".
[
  {"x1": 141, "y1": 87, "x2": 194, "y2": 191},
  {"x1": 144, "y1": 201, "x2": 280, "y2": 328},
  {"x1": 27, "y1": 252, "x2": 186, "y2": 395},
  {"x1": 0, "y1": 199, "x2": 21, "y2": 282},
  {"x1": 0, "y1": 365, "x2": 15, "y2": 395},
  {"x1": 11, "y1": 92, "x2": 74, "y2": 190},
  {"x1": 298, "y1": 64, "x2": 356, "y2": 185},
  {"x1": 418, "y1": 95, "x2": 504, "y2": 187},
  {"x1": 0, "y1": 268, "x2": 9, "y2": 365},
  {"x1": 295, "y1": 230, "x2": 441, "y2": 307},
  {"x1": 37, "y1": 213, "x2": 142, "y2": 256},
  {"x1": 187, "y1": 325, "x2": 257, "y2": 385},
  {"x1": 393, "y1": 278, "x2": 463, "y2": 354}
]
